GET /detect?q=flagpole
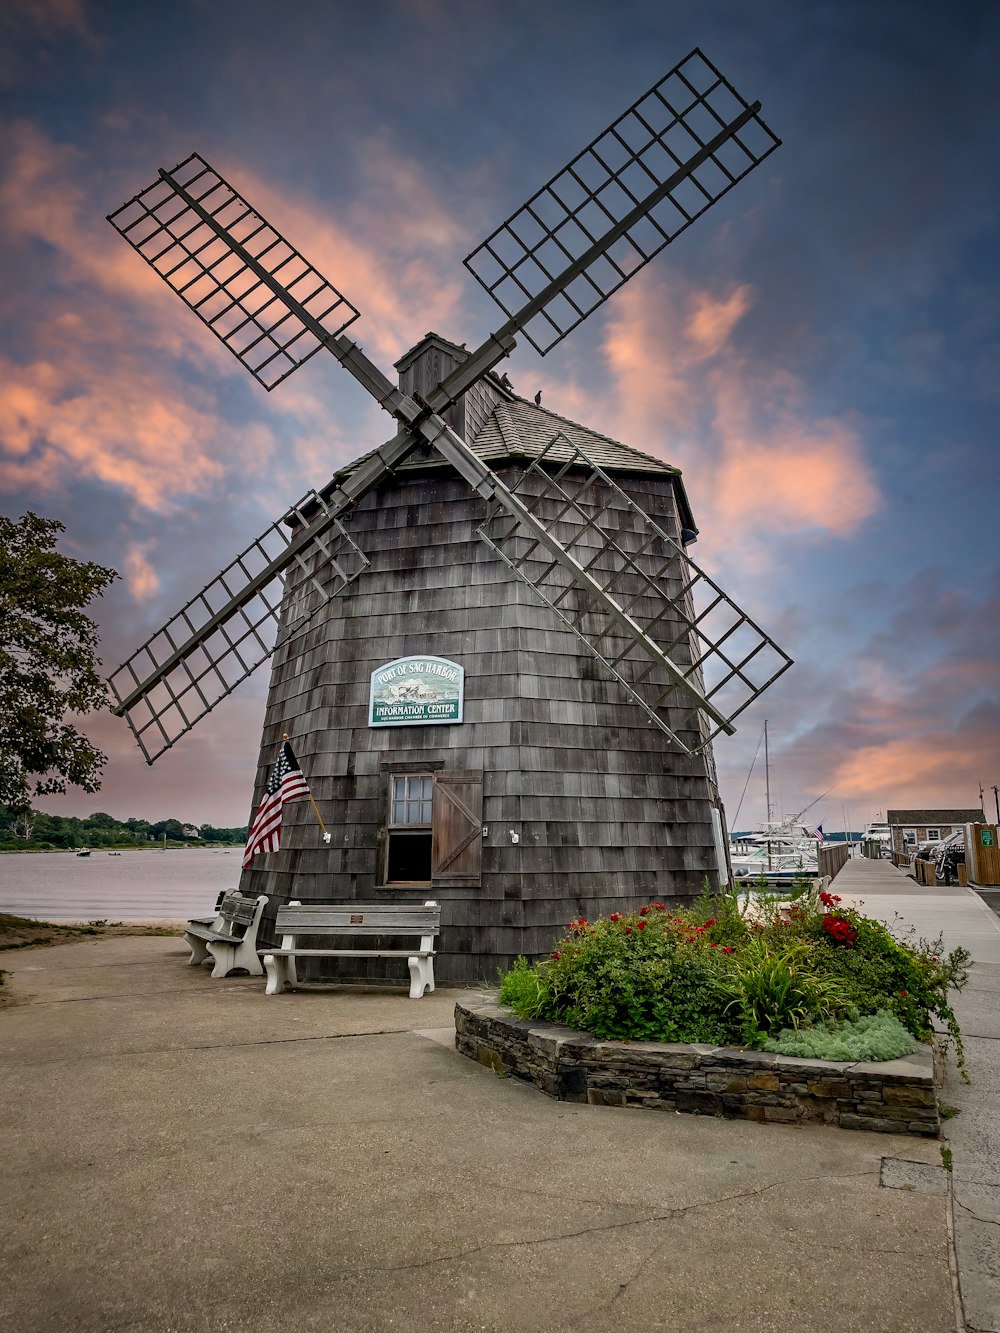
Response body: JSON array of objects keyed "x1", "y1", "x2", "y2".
[{"x1": 283, "y1": 734, "x2": 330, "y2": 839}]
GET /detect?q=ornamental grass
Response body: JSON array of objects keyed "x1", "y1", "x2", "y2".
[{"x1": 498, "y1": 875, "x2": 972, "y2": 1075}]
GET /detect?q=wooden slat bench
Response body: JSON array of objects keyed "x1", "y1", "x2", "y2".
[
  {"x1": 261, "y1": 901, "x2": 439, "y2": 998},
  {"x1": 184, "y1": 890, "x2": 268, "y2": 978},
  {"x1": 185, "y1": 890, "x2": 228, "y2": 933}
]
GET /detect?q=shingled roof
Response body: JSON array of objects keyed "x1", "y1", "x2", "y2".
[
  {"x1": 469, "y1": 394, "x2": 678, "y2": 477},
  {"x1": 325, "y1": 333, "x2": 697, "y2": 534},
  {"x1": 887, "y1": 809, "x2": 984, "y2": 825}
]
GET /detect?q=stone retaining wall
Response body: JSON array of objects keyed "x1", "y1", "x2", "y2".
[{"x1": 455, "y1": 997, "x2": 939, "y2": 1136}]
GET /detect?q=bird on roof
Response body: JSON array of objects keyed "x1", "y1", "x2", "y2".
[
  {"x1": 499, "y1": 372, "x2": 513, "y2": 390},
  {"x1": 534, "y1": 390, "x2": 542, "y2": 406}
]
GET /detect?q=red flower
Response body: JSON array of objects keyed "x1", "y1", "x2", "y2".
[
  {"x1": 722, "y1": 946, "x2": 734, "y2": 955},
  {"x1": 610, "y1": 913, "x2": 622, "y2": 922},
  {"x1": 899, "y1": 989, "x2": 907, "y2": 997},
  {"x1": 651, "y1": 902, "x2": 666, "y2": 911},
  {"x1": 624, "y1": 926, "x2": 633, "y2": 934},
  {"x1": 637, "y1": 920, "x2": 647, "y2": 930},
  {"x1": 551, "y1": 950, "x2": 561, "y2": 961},
  {"x1": 709, "y1": 942, "x2": 718, "y2": 949},
  {"x1": 639, "y1": 905, "x2": 650, "y2": 916},
  {"x1": 704, "y1": 918, "x2": 716, "y2": 927},
  {"x1": 821, "y1": 914, "x2": 858, "y2": 946}
]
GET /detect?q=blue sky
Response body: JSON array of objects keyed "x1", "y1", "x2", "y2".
[{"x1": 2, "y1": 0, "x2": 997, "y2": 831}]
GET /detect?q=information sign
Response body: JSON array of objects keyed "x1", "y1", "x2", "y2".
[{"x1": 369, "y1": 656, "x2": 464, "y2": 727}]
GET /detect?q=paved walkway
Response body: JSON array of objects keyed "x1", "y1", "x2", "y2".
[
  {"x1": 836, "y1": 856, "x2": 1000, "y2": 1332},
  {"x1": 0, "y1": 918, "x2": 961, "y2": 1333}
]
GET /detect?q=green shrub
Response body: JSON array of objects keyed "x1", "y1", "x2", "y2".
[
  {"x1": 723, "y1": 937, "x2": 849, "y2": 1038},
  {"x1": 495, "y1": 887, "x2": 972, "y2": 1072},
  {"x1": 762, "y1": 1009, "x2": 917, "y2": 1061},
  {"x1": 498, "y1": 956, "x2": 548, "y2": 1018}
]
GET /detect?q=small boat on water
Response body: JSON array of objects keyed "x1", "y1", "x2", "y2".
[
  {"x1": 862, "y1": 817, "x2": 892, "y2": 857},
  {"x1": 730, "y1": 820, "x2": 821, "y2": 886},
  {"x1": 727, "y1": 718, "x2": 825, "y2": 886},
  {"x1": 76, "y1": 849, "x2": 91, "y2": 858}
]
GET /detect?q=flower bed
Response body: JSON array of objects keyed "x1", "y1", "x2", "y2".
[
  {"x1": 455, "y1": 998, "x2": 940, "y2": 1135},
  {"x1": 496, "y1": 881, "x2": 970, "y2": 1073}
]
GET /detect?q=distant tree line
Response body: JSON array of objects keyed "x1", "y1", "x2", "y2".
[{"x1": 0, "y1": 806, "x2": 248, "y2": 851}]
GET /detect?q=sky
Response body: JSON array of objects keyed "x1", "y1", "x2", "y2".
[{"x1": 2, "y1": 0, "x2": 998, "y2": 833}]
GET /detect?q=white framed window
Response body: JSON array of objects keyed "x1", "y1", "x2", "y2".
[
  {"x1": 925, "y1": 827, "x2": 940, "y2": 842},
  {"x1": 902, "y1": 829, "x2": 917, "y2": 846},
  {"x1": 386, "y1": 774, "x2": 434, "y2": 883}
]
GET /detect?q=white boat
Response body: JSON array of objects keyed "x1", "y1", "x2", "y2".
[
  {"x1": 862, "y1": 817, "x2": 892, "y2": 858},
  {"x1": 727, "y1": 718, "x2": 824, "y2": 885},
  {"x1": 730, "y1": 819, "x2": 821, "y2": 885}
]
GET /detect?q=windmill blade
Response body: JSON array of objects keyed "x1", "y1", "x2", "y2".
[
  {"x1": 108, "y1": 152, "x2": 494, "y2": 419},
  {"x1": 106, "y1": 46, "x2": 788, "y2": 762},
  {"x1": 109, "y1": 481, "x2": 379, "y2": 764},
  {"x1": 475, "y1": 435, "x2": 793, "y2": 754},
  {"x1": 464, "y1": 48, "x2": 780, "y2": 356},
  {"x1": 109, "y1": 489, "x2": 371, "y2": 763},
  {"x1": 108, "y1": 154, "x2": 361, "y2": 391}
]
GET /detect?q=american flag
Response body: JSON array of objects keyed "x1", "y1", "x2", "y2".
[
  {"x1": 812, "y1": 824, "x2": 825, "y2": 843},
  {"x1": 243, "y1": 740, "x2": 311, "y2": 868}
]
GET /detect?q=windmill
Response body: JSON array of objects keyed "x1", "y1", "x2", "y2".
[{"x1": 106, "y1": 49, "x2": 793, "y2": 979}]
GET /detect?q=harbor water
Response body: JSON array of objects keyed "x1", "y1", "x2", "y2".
[{"x1": 0, "y1": 849, "x2": 240, "y2": 922}]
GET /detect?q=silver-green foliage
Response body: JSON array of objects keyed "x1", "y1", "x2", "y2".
[{"x1": 762, "y1": 1009, "x2": 916, "y2": 1061}]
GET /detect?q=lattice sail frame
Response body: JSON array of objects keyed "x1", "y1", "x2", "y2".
[
  {"x1": 476, "y1": 436, "x2": 792, "y2": 754},
  {"x1": 464, "y1": 48, "x2": 780, "y2": 355},
  {"x1": 108, "y1": 154, "x2": 361, "y2": 390},
  {"x1": 108, "y1": 493, "x2": 369, "y2": 763},
  {"x1": 104, "y1": 47, "x2": 789, "y2": 763}
]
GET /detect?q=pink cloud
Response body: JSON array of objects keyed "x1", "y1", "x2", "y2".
[
  {"x1": 719, "y1": 571, "x2": 1000, "y2": 825},
  {"x1": 0, "y1": 0, "x2": 91, "y2": 40},
  {"x1": 710, "y1": 375, "x2": 881, "y2": 538},
  {"x1": 830, "y1": 726, "x2": 993, "y2": 807},
  {"x1": 687, "y1": 285, "x2": 752, "y2": 358},
  {"x1": 0, "y1": 352, "x2": 229, "y2": 513},
  {"x1": 214, "y1": 141, "x2": 469, "y2": 368},
  {"x1": 123, "y1": 541, "x2": 160, "y2": 600},
  {"x1": 544, "y1": 276, "x2": 885, "y2": 558},
  {"x1": 0, "y1": 122, "x2": 475, "y2": 521}
]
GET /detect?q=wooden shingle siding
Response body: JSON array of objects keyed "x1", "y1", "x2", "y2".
[{"x1": 241, "y1": 396, "x2": 724, "y2": 983}]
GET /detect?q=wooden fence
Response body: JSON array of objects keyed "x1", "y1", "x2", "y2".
[
  {"x1": 967, "y1": 824, "x2": 1000, "y2": 886},
  {"x1": 817, "y1": 842, "x2": 849, "y2": 881}
]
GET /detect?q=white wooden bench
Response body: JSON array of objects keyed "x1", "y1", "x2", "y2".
[
  {"x1": 261, "y1": 901, "x2": 439, "y2": 998},
  {"x1": 184, "y1": 891, "x2": 268, "y2": 978}
]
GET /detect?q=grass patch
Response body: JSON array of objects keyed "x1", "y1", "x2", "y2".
[{"x1": 0, "y1": 913, "x2": 180, "y2": 951}]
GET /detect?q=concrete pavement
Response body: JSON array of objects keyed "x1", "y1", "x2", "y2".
[
  {"x1": 0, "y1": 874, "x2": 982, "y2": 1332},
  {"x1": 836, "y1": 855, "x2": 1000, "y2": 1333}
]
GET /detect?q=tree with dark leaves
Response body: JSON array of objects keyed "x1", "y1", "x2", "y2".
[{"x1": 0, "y1": 513, "x2": 117, "y2": 813}]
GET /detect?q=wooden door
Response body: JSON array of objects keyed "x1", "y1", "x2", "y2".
[{"x1": 432, "y1": 772, "x2": 483, "y2": 887}]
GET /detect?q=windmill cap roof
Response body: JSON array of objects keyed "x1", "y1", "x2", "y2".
[
  {"x1": 471, "y1": 395, "x2": 678, "y2": 478},
  {"x1": 325, "y1": 332, "x2": 697, "y2": 536}
]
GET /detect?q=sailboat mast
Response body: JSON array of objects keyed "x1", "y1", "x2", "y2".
[{"x1": 764, "y1": 718, "x2": 772, "y2": 872}]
